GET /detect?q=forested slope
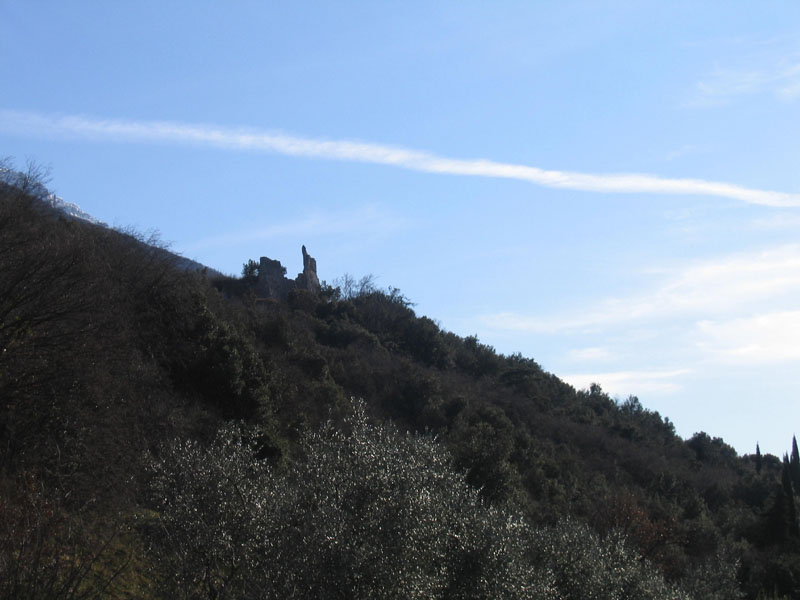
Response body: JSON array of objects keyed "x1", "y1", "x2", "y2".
[{"x1": 1, "y1": 178, "x2": 799, "y2": 598}]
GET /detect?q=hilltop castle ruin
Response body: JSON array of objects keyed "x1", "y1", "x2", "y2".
[{"x1": 255, "y1": 245, "x2": 320, "y2": 299}]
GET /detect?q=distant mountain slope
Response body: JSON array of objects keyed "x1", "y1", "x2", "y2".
[
  {"x1": 0, "y1": 164, "x2": 222, "y2": 277},
  {"x1": 0, "y1": 165, "x2": 105, "y2": 225}
]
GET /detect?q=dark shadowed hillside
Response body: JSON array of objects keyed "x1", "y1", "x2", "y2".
[{"x1": 2, "y1": 176, "x2": 799, "y2": 599}]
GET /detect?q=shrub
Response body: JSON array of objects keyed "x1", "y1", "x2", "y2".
[
  {"x1": 146, "y1": 402, "x2": 555, "y2": 599},
  {"x1": 530, "y1": 518, "x2": 690, "y2": 600}
]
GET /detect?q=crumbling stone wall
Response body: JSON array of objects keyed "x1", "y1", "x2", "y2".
[{"x1": 256, "y1": 246, "x2": 320, "y2": 299}]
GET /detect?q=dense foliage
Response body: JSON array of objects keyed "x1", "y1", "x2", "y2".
[
  {"x1": 147, "y1": 403, "x2": 685, "y2": 600},
  {"x1": 1, "y1": 171, "x2": 799, "y2": 598},
  {"x1": 147, "y1": 405, "x2": 552, "y2": 599}
]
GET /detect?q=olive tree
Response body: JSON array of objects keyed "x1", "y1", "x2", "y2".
[
  {"x1": 147, "y1": 401, "x2": 695, "y2": 600},
  {"x1": 146, "y1": 403, "x2": 555, "y2": 600},
  {"x1": 529, "y1": 519, "x2": 690, "y2": 600},
  {"x1": 145, "y1": 425, "x2": 274, "y2": 600}
]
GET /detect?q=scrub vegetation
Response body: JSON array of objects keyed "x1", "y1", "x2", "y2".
[{"x1": 1, "y1": 169, "x2": 799, "y2": 598}]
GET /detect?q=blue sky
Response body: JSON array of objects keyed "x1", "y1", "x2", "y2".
[{"x1": 2, "y1": 1, "x2": 800, "y2": 455}]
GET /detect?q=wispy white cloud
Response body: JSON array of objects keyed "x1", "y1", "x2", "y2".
[
  {"x1": 480, "y1": 245, "x2": 800, "y2": 386},
  {"x1": 481, "y1": 244, "x2": 800, "y2": 334},
  {"x1": 567, "y1": 346, "x2": 616, "y2": 362},
  {"x1": 695, "y1": 63, "x2": 800, "y2": 103},
  {"x1": 184, "y1": 203, "x2": 410, "y2": 251},
  {"x1": 690, "y1": 38, "x2": 800, "y2": 105},
  {"x1": 561, "y1": 369, "x2": 691, "y2": 397},
  {"x1": 749, "y1": 213, "x2": 800, "y2": 232},
  {"x1": 2, "y1": 109, "x2": 799, "y2": 207},
  {"x1": 695, "y1": 310, "x2": 800, "y2": 365},
  {"x1": 664, "y1": 144, "x2": 711, "y2": 162}
]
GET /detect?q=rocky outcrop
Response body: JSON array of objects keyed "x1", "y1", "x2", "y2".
[{"x1": 256, "y1": 246, "x2": 320, "y2": 299}]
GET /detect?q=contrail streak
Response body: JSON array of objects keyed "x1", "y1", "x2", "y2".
[{"x1": 2, "y1": 109, "x2": 798, "y2": 207}]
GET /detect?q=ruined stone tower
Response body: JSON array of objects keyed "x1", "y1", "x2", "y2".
[
  {"x1": 295, "y1": 245, "x2": 320, "y2": 293},
  {"x1": 255, "y1": 246, "x2": 320, "y2": 299}
]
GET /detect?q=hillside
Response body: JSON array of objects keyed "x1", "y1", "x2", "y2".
[{"x1": 1, "y1": 176, "x2": 799, "y2": 599}]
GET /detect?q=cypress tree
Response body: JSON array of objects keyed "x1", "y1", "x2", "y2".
[
  {"x1": 765, "y1": 455, "x2": 800, "y2": 544},
  {"x1": 782, "y1": 455, "x2": 800, "y2": 539},
  {"x1": 756, "y1": 442, "x2": 762, "y2": 474},
  {"x1": 791, "y1": 436, "x2": 800, "y2": 490}
]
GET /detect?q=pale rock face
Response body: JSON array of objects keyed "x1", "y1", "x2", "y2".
[{"x1": 0, "y1": 167, "x2": 104, "y2": 225}]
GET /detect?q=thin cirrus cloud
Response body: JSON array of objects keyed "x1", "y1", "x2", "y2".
[
  {"x1": 567, "y1": 346, "x2": 616, "y2": 362},
  {"x1": 690, "y1": 37, "x2": 800, "y2": 105},
  {"x1": 481, "y1": 245, "x2": 800, "y2": 395},
  {"x1": 560, "y1": 369, "x2": 692, "y2": 396},
  {"x1": 184, "y1": 204, "x2": 411, "y2": 252},
  {"x1": 695, "y1": 62, "x2": 800, "y2": 103},
  {"x1": 695, "y1": 310, "x2": 800, "y2": 365},
  {"x1": 2, "y1": 109, "x2": 800, "y2": 207},
  {"x1": 480, "y1": 244, "x2": 800, "y2": 334}
]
